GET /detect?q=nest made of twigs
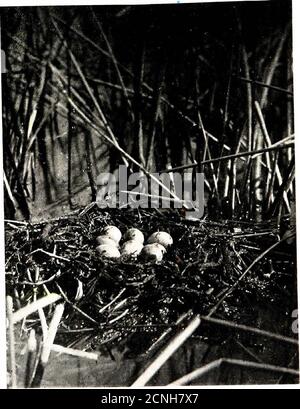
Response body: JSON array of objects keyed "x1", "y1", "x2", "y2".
[{"x1": 5, "y1": 204, "x2": 296, "y2": 356}]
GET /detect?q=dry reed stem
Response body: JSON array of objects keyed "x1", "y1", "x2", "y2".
[
  {"x1": 200, "y1": 316, "x2": 298, "y2": 346},
  {"x1": 24, "y1": 329, "x2": 37, "y2": 388},
  {"x1": 131, "y1": 315, "x2": 201, "y2": 387},
  {"x1": 12, "y1": 293, "x2": 62, "y2": 324},
  {"x1": 31, "y1": 303, "x2": 65, "y2": 387},
  {"x1": 51, "y1": 344, "x2": 98, "y2": 361},
  {"x1": 168, "y1": 358, "x2": 299, "y2": 386}
]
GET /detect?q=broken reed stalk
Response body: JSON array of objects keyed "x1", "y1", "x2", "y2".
[
  {"x1": 7, "y1": 296, "x2": 17, "y2": 388},
  {"x1": 25, "y1": 329, "x2": 37, "y2": 388},
  {"x1": 168, "y1": 358, "x2": 299, "y2": 386},
  {"x1": 131, "y1": 315, "x2": 201, "y2": 387},
  {"x1": 31, "y1": 303, "x2": 65, "y2": 388}
]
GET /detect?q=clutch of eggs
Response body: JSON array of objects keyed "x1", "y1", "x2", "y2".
[
  {"x1": 147, "y1": 231, "x2": 173, "y2": 248},
  {"x1": 95, "y1": 225, "x2": 173, "y2": 263}
]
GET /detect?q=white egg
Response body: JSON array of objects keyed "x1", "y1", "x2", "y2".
[
  {"x1": 141, "y1": 243, "x2": 166, "y2": 262},
  {"x1": 121, "y1": 240, "x2": 144, "y2": 258},
  {"x1": 123, "y1": 228, "x2": 144, "y2": 243},
  {"x1": 96, "y1": 244, "x2": 121, "y2": 259},
  {"x1": 101, "y1": 225, "x2": 122, "y2": 243},
  {"x1": 147, "y1": 231, "x2": 173, "y2": 248},
  {"x1": 96, "y1": 235, "x2": 119, "y2": 247}
]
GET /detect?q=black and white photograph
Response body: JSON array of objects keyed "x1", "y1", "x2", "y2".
[{"x1": 2, "y1": 0, "x2": 299, "y2": 388}]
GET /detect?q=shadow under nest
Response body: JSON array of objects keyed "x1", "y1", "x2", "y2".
[{"x1": 5, "y1": 205, "x2": 297, "y2": 363}]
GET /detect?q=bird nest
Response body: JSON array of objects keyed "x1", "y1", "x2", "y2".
[{"x1": 5, "y1": 204, "x2": 296, "y2": 357}]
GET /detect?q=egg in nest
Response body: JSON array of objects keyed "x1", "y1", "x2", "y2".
[
  {"x1": 147, "y1": 231, "x2": 173, "y2": 248},
  {"x1": 101, "y1": 225, "x2": 122, "y2": 243}
]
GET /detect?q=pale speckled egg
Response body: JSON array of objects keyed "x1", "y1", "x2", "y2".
[
  {"x1": 96, "y1": 235, "x2": 119, "y2": 247},
  {"x1": 141, "y1": 243, "x2": 166, "y2": 262},
  {"x1": 96, "y1": 244, "x2": 121, "y2": 259},
  {"x1": 147, "y1": 231, "x2": 173, "y2": 248},
  {"x1": 121, "y1": 240, "x2": 144, "y2": 258},
  {"x1": 123, "y1": 228, "x2": 144, "y2": 243},
  {"x1": 101, "y1": 225, "x2": 122, "y2": 243}
]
